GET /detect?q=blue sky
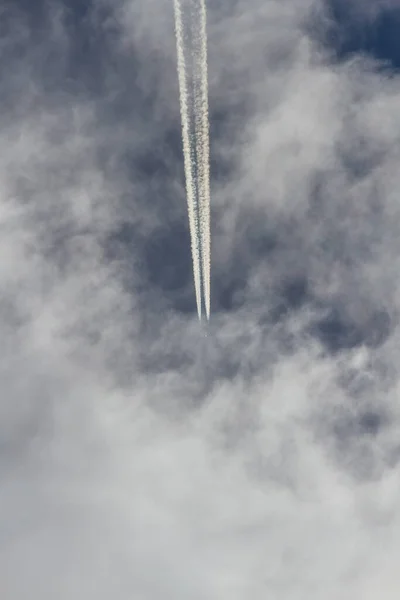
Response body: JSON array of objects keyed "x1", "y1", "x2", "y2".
[
  {"x1": 1, "y1": 1, "x2": 400, "y2": 598},
  {"x1": 326, "y1": 0, "x2": 400, "y2": 67}
]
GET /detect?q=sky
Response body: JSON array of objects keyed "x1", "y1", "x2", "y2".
[{"x1": 1, "y1": 0, "x2": 400, "y2": 597}]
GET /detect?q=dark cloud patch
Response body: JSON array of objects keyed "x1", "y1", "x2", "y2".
[
  {"x1": 143, "y1": 221, "x2": 194, "y2": 302},
  {"x1": 312, "y1": 310, "x2": 363, "y2": 353},
  {"x1": 321, "y1": 402, "x2": 392, "y2": 479},
  {"x1": 311, "y1": 309, "x2": 392, "y2": 354},
  {"x1": 281, "y1": 277, "x2": 309, "y2": 310},
  {"x1": 0, "y1": 0, "x2": 112, "y2": 111}
]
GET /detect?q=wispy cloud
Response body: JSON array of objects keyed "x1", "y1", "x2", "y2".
[{"x1": 1, "y1": 0, "x2": 400, "y2": 598}]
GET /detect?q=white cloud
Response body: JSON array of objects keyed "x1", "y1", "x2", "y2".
[{"x1": 1, "y1": 0, "x2": 400, "y2": 598}]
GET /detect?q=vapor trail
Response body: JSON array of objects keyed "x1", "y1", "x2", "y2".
[
  {"x1": 173, "y1": 0, "x2": 211, "y2": 320},
  {"x1": 173, "y1": 0, "x2": 202, "y2": 320},
  {"x1": 197, "y1": 0, "x2": 211, "y2": 320}
]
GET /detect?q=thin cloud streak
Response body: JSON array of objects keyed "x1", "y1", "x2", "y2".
[
  {"x1": 174, "y1": 0, "x2": 211, "y2": 320},
  {"x1": 174, "y1": 0, "x2": 203, "y2": 319},
  {"x1": 193, "y1": 0, "x2": 211, "y2": 320}
]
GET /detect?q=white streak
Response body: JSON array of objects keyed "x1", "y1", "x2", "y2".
[
  {"x1": 174, "y1": 0, "x2": 211, "y2": 321},
  {"x1": 198, "y1": 0, "x2": 211, "y2": 321},
  {"x1": 173, "y1": 0, "x2": 202, "y2": 320},
  {"x1": 190, "y1": 0, "x2": 211, "y2": 321}
]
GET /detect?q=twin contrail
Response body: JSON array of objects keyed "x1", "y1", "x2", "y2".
[{"x1": 173, "y1": 0, "x2": 211, "y2": 320}]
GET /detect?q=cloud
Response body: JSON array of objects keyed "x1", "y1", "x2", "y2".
[{"x1": 1, "y1": 0, "x2": 400, "y2": 598}]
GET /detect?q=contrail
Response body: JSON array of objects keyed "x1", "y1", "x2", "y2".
[
  {"x1": 173, "y1": 0, "x2": 211, "y2": 320},
  {"x1": 173, "y1": 0, "x2": 202, "y2": 320},
  {"x1": 197, "y1": 0, "x2": 211, "y2": 321}
]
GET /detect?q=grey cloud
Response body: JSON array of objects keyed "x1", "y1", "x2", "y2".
[{"x1": 1, "y1": 0, "x2": 400, "y2": 598}]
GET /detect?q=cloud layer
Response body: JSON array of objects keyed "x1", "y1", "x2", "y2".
[{"x1": 1, "y1": 0, "x2": 400, "y2": 598}]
